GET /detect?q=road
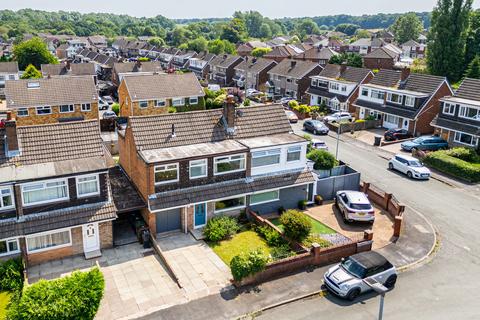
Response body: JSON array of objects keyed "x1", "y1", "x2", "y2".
[{"x1": 254, "y1": 122, "x2": 480, "y2": 319}]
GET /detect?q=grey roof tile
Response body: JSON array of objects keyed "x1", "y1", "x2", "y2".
[{"x1": 268, "y1": 59, "x2": 321, "y2": 79}]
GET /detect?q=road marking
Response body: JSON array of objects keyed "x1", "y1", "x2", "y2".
[{"x1": 414, "y1": 224, "x2": 430, "y2": 234}]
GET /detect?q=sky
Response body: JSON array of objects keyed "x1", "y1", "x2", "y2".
[{"x1": 3, "y1": 0, "x2": 480, "y2": 19}]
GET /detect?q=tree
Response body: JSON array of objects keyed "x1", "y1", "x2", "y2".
[
  {"x1": 354, "y1": 29, "x2": 371, "y2": 39},
  {"x1": 465, "y1": 55, "x2": 480, "y2": 78},
  {"x1": 259, "y1": 23, "x2": 272, "y2": 39},
  {"x1": 427, "y1": 0, "x2": 473, "y2": 82},
  {"x1": 222, "y1": 40, "x2": 236, "y2": 54},
  {"x1": 220, "y1": 18, "x2": 247, "y2": 44},
  {"x1": 335, "y1": 23, "x2": 360, "y2": 36},
  {"x1": 391, "y1": 12, "x2": 423, "y2": 44},
  {"x1": 208, "y1": 39, "x2": 225, "y2": 54},
  {"x1": 20, "y1": 64, "x2": 42, "y2": 79},
  {"x1": 13, "y1": 37, "x2": 57, "y2": 70},
  {"x1": 148, "y1": 37, "x2": 165, "y2": 47},
  {"x1": 465, "y1": 10, "x2": 480, "y2": 67},
  {"x1": 295, "y1": 19, "x2": 320, "y2": 39},
  {"x1": 251, "y1": 47, "x2": 272, "y2": 57},
  {"x1": 187, "y1": 37, "x2": 208, "y2": 52},
  {"x1": 142, "y1": 26, "x2": 156, "y2": 36},
  {"x1": 170, "y1": 27, "x2": 189, "y2": 46},
  {"x1": 329, "y1": 53, "x2": 363, "y2": 68}
]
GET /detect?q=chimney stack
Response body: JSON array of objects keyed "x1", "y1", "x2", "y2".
[
  {"x1": 223, "y1": 95, "x2": 236, "y2": 134},
  {"x1": 340, "y1": 62, "x2": 347, "y2": 74},
  {"x1": 400, "y1": 67, "x2": 411, "y2": 81},
  {"x1": 135, "y1": 59, "x2": 142, "y2": 71},
  {"x1": 66, "y1": 59, "x2": 71, "y2": 71},
  {"x1": 5, "y1": 118, "x2": 20, "y2": 157},
  {"x1": 290, "y1": 60, "x2": 297, "y2": 68}
]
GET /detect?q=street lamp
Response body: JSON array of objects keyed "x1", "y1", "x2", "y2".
[
  {"x1": 335, "y1": 124, "x2": 342, "y2": 160},
  {"x1": 363, "y1": 278, "x2": 389, "y2": 320}
]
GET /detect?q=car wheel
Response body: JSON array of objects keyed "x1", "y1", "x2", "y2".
[
  {"x1": 407, "y1": 171, "x2": 413, "y2": 179},
  {"x1": 385, "y1": 275, "x2": 397, "y2": 289},
  {"x1": 388, "y1": 163, "x2": 394, "y2": 170},
  {"x1": 346, "y1": 288, "x2": 361, "y2": 301}
]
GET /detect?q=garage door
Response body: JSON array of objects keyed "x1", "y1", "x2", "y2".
[{"x1": 156, "y1": 209, "x2": 181, "y2": 233}]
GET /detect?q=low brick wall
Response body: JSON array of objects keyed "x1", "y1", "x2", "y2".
[{"x1": 326, "y1": 120, "x2": 381, "y2": 133}]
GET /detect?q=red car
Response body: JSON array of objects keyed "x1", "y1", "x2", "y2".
[{"x1": 384, "y1": 128, "x2": 412, "y2": 141}]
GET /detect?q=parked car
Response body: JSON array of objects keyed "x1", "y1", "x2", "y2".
[
  {"x1": 102, "y1": 110, "x2": 117, "y2": 119},
  {"x1": 388, "y1": 154, "x2": 431, "y2": 179},
  {"x1": 98, "y1": 99, "x2": 109, "y2": 110},
  {"x1": 401, "y1": 136, "x2": 448, "y2": 152},
  {"x1": 246, "y1": 89, "x2": 262, "y2": 97},
  {"x1": 323, "y1": 112, "x2": 353, "y2": 123},
  {"x1": 384, "y1": 128, "x2": 412, "y2": 141},
  {"x1": 102, "y1": 95, "x2": 114, "y2": 105},
  {"x1": 335, "y1": 190, "x2": 375, "y2": 224},
  {"x1": 303, "y1": 120, "x2": 329, "y2": 135},
  {"x1": 312, "y1": 140, "x2": 328, "y2": 151},
  {"x1": 323, "y1": 251, "x2": 397, "y2": 301},
  {"x1": 285, "y1": 110, "x2": 298, "y2": 123}
]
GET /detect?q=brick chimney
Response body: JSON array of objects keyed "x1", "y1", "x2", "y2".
[
  {"x1": 4, "y1": 114, "x2": 20, "y2": 157},
  {"x1": 400, "y1": 67, "x2": 411, "y2": 81},
  {"x1": 135, "y1": 60, "x2": 142, "y2": 71},
  {"x1": 340, "y1": 62, "x2": 347, "y2": 74},
  {"x1": 290, "y1": 60, "x2": 297, "y2": 68},
  {"x1": 66, "y1": 59, "x2": 72, "y2": 71},
  {"x1": 223, "y1": 95, "x2": 236, "y2": 135}
]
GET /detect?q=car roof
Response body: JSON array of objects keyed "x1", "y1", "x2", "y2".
[
  {"x1": 395, "y1": 154, "x2": 416, "y2": 161},
  {"x1": 340, "y1": 191, "x2": 369, "y2": 204},
  {"x1": 350, "y1": 251, "x2": 389, "y2": 269}
]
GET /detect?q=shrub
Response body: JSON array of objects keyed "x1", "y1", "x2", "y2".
[
  {"x1": 8, "y1": 267, "x2": 104, "y2": 320},
  {"x1": 279, "y1": 210, "x2": 312, "y2": 242},
  {"x1": 364, "y1": 115, "x2": 376, "y2": 121},
  {"x1": 270, "y1": 244, "x2": 295, "y2": 261},
  {"x1": 307, "y1": 149, "x2": 339, "y2": 170},
  {"x1": 111, "y1": 103, "x2": 120, "y2": 115},
  {"x1": 230, "y1": 249, "x2": 268, "y2": 281},
  {"x1": 243, "y1": 98, "x2": 251, "y2": 106},
  {"x1": 288, "y1": 100, "x2": 299, "y2": 108},
  {"x1": 423, "y1": 149, "x2": 480, "y2": 183},
  {"x1": 203, "y1": 216, "x2": 240, "y2": 242},
  {"x1": 168, "y1": 106, "x2": 177, "y2": 113},
  {"x1": 302, "y1": 235, "x2": 332, "y2": 248},
  {"x1": 444, "y1": 147, "x2": 480, "y2": 163},
  {"x1": 256, "y1": 225, "x2": 288, "y2": 247},
  {"x1": 0, "y1": 258, "x2": 24, "y2": 292},
  {"x1": 303, "y1": 134, "x2": 313, "y2": 153}
]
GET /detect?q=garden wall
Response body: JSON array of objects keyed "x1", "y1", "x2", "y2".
[{"x1": 325, "y1": 119, "x2": 381, "y2": 133}]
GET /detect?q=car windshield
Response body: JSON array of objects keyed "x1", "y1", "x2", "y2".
[
  {"x1": 341, "y1": 258, "x2": 366, "y2": 278},
  {"x1": 312, "y1": 121, "x2": 323, "y2": 127},
  {"x1": 350, "y1": 203, "x2": 372, "y2": 210},
  {"x1": 412, "y1": 137, "x2": 425, "y2": 143},
  {"x1": 408, "y1": 160, "x2": 422, "y2": 167}
]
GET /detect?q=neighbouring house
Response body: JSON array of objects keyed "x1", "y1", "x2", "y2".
[
  {"x1": 148, "y1": 46, "x2": 165, "y2": 60},
  {"x1": 112, "y1": 60, "x2": 163, "y2": 85},
  {"x1": 363, "y1": 47, "x2": 401, "y2": 70},
  {"x1": 267, "y1": 59, "x2": 323, "y2": 101},
  {"x1": 0, "y1": 61, "x2": 19, "y2": 98},
  {"x1": 264, "y1": 44, "x2": 305, "y2": 63},
  {"x1": 294, "y1": 47, "x2": 339, "y2": 66},
  {"x1": 5, "y1": 76, "x2": 99, "y2": 126},
  {"x1": 400, "y1": 40, "x2": 426, "y2": 59},
  {"x1": 266, "y1": 36, "x2": 293, "y2": 47},
  {"x1": 353, "y1": 69, "x2": 453, "y2": 135},
  {"x1": 187, "y1": 51, "x2": 216, "y2": 79},
  {"x1": 432, "y1": 78, "x2": 480, "y2": 148},
  {"x1": 418, "y1": 34, "x2": 427, "y2": 45},
  {"x1": 41, "y1": 62, "x2": 97, "y2": 81},
  {"x1": 118, "y1": 72, "x2": 205, "y2": 117},
  {"x1": 158, "y1": 48, "x2": 181, "y2": 70},
  {"x1": 303, "y1": 35, "x2": 325, "y2": 47},
  {"x1": 56, "y1": 39, "x2": 89, "y2": 59},
  {"x1": 373, "y1": 30, "x2": 395, "y2": 43},
  {"x1": 347, "y1": 38, "x2": 385, "y2": 56},
  {"x1": 233, "y1": 57, "x2": 277, "y2": 91},
  {"x1": 208, "y1": 54, "x2": 244, "y2": 87},
  {"x1": 307, "y1": 64, "x2": 374, "y2": 113},
  {"x1": 111, "y1": 37, "x2": 129, "y2": 55},
  {"x1": 88, "y1": 35, "x2": 108, "y2": 49},
  {"x1": 117, "y1": 101, "x2": 316, "y2": 236},
  {"x1": 171, "y1": 51, "x2": 197, "y2": 70},
  {"x1": 75, "y1": 49, "x2": 116, "y2": 81},
  {"x1": 236, "y1": 41, "x2": 269, "y2": 57},
  {"x1": 0, "y1": 118, "x2": 116, "y2": 265}
]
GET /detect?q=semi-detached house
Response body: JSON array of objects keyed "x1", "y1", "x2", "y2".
[{"x1": 118, "y1": 102, "x2": 315, "y2": 236}]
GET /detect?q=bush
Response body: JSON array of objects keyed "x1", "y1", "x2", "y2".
[
  {"x1": 364, "y1": 115, "x2": 376, "y2": 121},
  {"x1": 203, "y1": 216, "x2": 240, "y2": 242},
  {"x1": 270, "y1": 244, "x2": 295, "y2": 261},
  {"x1": 243, "y1": 98, "x2": 251, "y2": 106},
  {"x1": 288, "y1": 100, "x2": 299, "y2": 108},
  {"x1": 111, "y1": 103, "x2": 120, "y2": 115},
  {"x1": 444, "y1": 147, "x2": 480, "y2": 163},
  {"x1": 423, "y1": 149, "x2": 480, "y2": 183},
  {"x1": 230, "y1": 249, "x2": 268, "y2": 281},
  {"x1": 279, "y1": 210, "x2": 312, "y2": 242},
  {"x1": 0, "y1": 259, "x2": 24, "y2": 292},
  {"x1": 168, "y1": 106, "x2": 177, "y2": 113},
  {"x1": 302, "y1": 235, "x2": 332, "y2": 248},
  {"x1": 8, "y1": 267, "x2": 104, "y2": 320},
  {"x1": 307, "y1": 149, "x2": 339, "y2": 170},
  {"x1": 256, "y1": 225, "x2": 288, "y2": 247}
]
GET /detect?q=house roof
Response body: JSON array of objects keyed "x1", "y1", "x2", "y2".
[
  {"x1": 432, "y1": 116, "x2": 480, "y2": 136},
  {"x1": 5, "y1": 76, "x2": 98, "y2": 108},
  {"x1": 317, "y1": 64, "x2": 372, "y2": 84},
  {"x1": 0, "y1": 61, "x2": 19, "y2": 73},
  {"x1": 268, "y1": 59, "x2": 321, "y2": 79},
  {"x1": 454, "y1": 78, "x2": 480, "y2": 102},
  {"x1": 401, "y1": 40, "x2": 421, "y2": 47},
  {"x1": 122, "y1": 73, "x2": 204, "y2": 101},
  {"x1": 350, "y1": 38, "x2": 372, "y2": 47},
  {"x1": 109, "y1": 166, "x2": 146, "y2": 213},
  {"x1": 210, "y1": 54, "x2": 243, "y2": 68},
  {"x1": 400, "y1": 73, "x2": 446, "y2": 95},
  {"x1": 264, "y1": 45, "x2": 302, "y2": 59},
  {"x1": 128, "y1": 104, "x2": 293, "y2": 151},
  {"x1": 41, "y1": 63, "x2": 96, "y2": 77},
  {"x1": 237, "y1": 133, "x2": 306, "y2": 149},
  {"x1": 369, "y1": 69, "x2": 402, "y2": 88},
  {"x1": 234, "y1": 57, "x2": 277, "y2": 74},
  {"x1": 113, "y1": 61, "x2": 162, "y2": 74},
  {"x1": 295, "y1": 47, "x2": 339, "y2": 61},
  {"x1": 364, "y1": 47, "x2": 398, "y2": 59},
  {"x1": 149, "y1": 169, "x2": 315, "y2": 211}
]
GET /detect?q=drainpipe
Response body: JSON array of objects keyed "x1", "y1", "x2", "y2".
[
  {"x1": 184, "y1": 206, "x2": 188, "y2": 234},
  {"x1": 413, "y1": 120, "x2": 417, "y2": 137}
]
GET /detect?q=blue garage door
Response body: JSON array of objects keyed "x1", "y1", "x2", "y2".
[{"x1": 156, "y1": 209, "x2": 181, "y2": 233}]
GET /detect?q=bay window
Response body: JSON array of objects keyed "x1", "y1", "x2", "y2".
[
  {"x1": 214, "y1": 154, "x2": 246, "y2": 174},
  {"x1": 215, "y1": 196, "x2": 246, "y2": 212},
  {"x1": 76, "y1": 175, "x2": 100, "y2": 197},
  {"x1": 250, "y1": 190, "x2": 279, "y2": 205},
  {"x1": 22, "y1": 179, "x2": 68, "y2": 206},
  {"x1": 0, "y1": 187, "x2": 14, "y2": 210},
  {"x1": 154, "y1": 164, "x2": 179, "y2": 184},
  {"x1": 0, "y1": 238, "x2": 19, "y2": 256},
  {"x1": 287, "y1": 146, "x2": 302, "y2": 162},
  {"x1": 26, "y1": 229, "x2": 71, "y2": 253},
  {"x1": 251, "y1": 149, "x2": 281, "y2": 167},
  {"x1": 189, "y1": 159, "x2": 207, "y2": 179}
]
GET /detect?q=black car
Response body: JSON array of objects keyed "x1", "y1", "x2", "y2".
[
  {"x1": 384, "y1": 128, "x2": 412, "y2": 141},
  {"x1": 303, "y1": 120, "x2": 329, "y2": 135}
]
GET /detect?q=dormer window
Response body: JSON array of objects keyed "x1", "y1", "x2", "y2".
[
  {"x1": 0, "y1": 187, "x2": 14, "y2": 210},
  {"x1": 330, "y1": 83, "x2": 340, "y2": 91},
  {"x1": 361, "y1": 88, "x2": 369, "y2": 97},
  {"x1": 311, "y1": 79, "x2": 318, "y2": 87},
  {"x1": 404, "y1": 96, "x2": 415, "y2": 107},
  {"x1": 370, "y1": 90, "x2": 385, "y2": 100},
  {"x1": 443, "y1": 102, "x2": 456, "y2": 115},
  {"x1": 387, "y1": 92, "x2": 403, "y2": 104}
]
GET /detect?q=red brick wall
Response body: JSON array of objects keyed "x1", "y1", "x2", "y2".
[
  {"x1": 363, "y1": 58, "x2": 394, "y2": 70},
  {"x1": 413, "y1": 82, "x2": 453, "y2": 135}
]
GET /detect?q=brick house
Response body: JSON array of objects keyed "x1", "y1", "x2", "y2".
[
  {"x1": 363, "y1": 47, "x2": 400, "y2": 70},
  {"x1": 432, "y1": 78, "x2": 480, "y2": 148},
  {"x1": 117, "y1": 102, "x2": 315, "y2": 236},
  {"x1": 118, "y1": 72, "x2": 206, "y2": 117},
  {"x1": 267, "y1": 59, "x2": 323, "y2": 101},
  {"x1": 400, "y1": 40, "x2": 426, "y2": 59},
  {"x1": 5, "y1": 76, "x2": 99, "y2": 127},
  {"x1": 233, "y1": 57, "x2": 277, "y2": 91},
  {"x1": 0, "y1": 61, "x2": 19, "y2": 98},
  {"x1": 307, "y1": 64, "x2": 373, "y2": 113},
  {"x1": 264, "y1": 45, "x2": 304, "y2": 63},
  {"x1": 158, "y1": 48, "x2": 181, "y2": 70},
  {"x1": 112, "y1": 60, "x2": 163, "y2": 85},
  {"x1": 353, "y1": 69, "x2": 453, "y2": 136},
  {"x1": 294, "y1": 47, "x2": 340, "y2": 66},
  {"x1": 0, "y1": 119, "x2": 116, "y2": 265},
  {"x1": 187, "y1": 51, "x2": 216, "y2": 79},
  {"x1": 208, "y1": 54, "x2": 244, "y2": 87},
  {"x1": 171, "y1": 51, "x2": 197, "y2": 71}
]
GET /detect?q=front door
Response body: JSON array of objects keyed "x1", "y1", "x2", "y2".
[
  {"x1": 194, "y1": 203, "x2": 207, "y2": 228},
  {"x1": 82, "y1": 223, "x2": 100, "y2": 253}
]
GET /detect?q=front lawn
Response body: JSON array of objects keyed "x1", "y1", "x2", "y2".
[
  {"x1": 209, "y1": 230, "x2": 271, "y2": 265},
  {"x1": 0, "y1": 292, "x2": 11, "y2": 320},
  {"x1": 270, "y1": 215, "x2": 336, "y2": 235}
]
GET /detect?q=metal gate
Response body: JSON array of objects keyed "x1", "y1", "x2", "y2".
[{"x1": 156, "y1": 208, "x2": 181, "y2": 233}]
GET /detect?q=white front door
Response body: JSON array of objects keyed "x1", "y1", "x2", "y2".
[{"x1": 82, "y1": 223, "x2": 100, "y2": 253}]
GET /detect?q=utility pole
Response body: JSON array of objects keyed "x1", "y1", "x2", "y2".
[{"x1": 363, "y1": 278, "x2": 389, "y2": 320}]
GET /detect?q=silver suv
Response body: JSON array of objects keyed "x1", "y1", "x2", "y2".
[
  {"x1": 335, "y1": 190, "x2": 374, "y2": 223},
  {"x1": 324, "y1": 251, "x2": 397, "y2": 300}
]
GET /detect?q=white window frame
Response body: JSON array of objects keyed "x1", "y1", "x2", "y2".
[
  {"x1": 81, "y1": 103, "x2": 91, "y2": 112},
  {"x1": 189, "y1": 159, "x2": 208, "y2": 179},
  {"x1": 21, "y1": 178, "x2": 69, "y2": 207},
  {"x1": 443, "y1": 102, "x2": 456, "y2": 115},
  {"x1": 17, "y1": 108, "x2": 29, "y2": 117},
  {"x1": 386, "y1": 92, "x2": 403, "y2": 104},
  {"x1": 0, "y1": 238, "x2": 20, "y2": 257},
  {"x1": 250, "y1": 190, "x2": 280, "y2": 205},
  {"x1": 36, "y1": 106, "x2": 52, "y2": 115},
  {"x1": 287, "y1": 145, "x2": 302, "y2": 163},
  {"x1": 155, "y1": 99, "x2": 166, "y2": 107},
  {"x1": 26, "y1": 228, "x2": 72, "y2": 254},
  {"x1": 214, "y1": 196, "x2": 246, "y2": 213},
  {"x1": 172, "y1": 98, "x2": 185, "y2": 107},
  {"x1": 361, "y1": 87, "x2": 369, "y2": 97},
  {"x1": 251, "y1": 148, "x2": 281, "y2": 168},
  {"x1": 59, "y1": 104, "x2": 74, "y2": 113},
  {"x1": 189, "y1": 96, "x2": 198, "y2": 105},
  {"x1": 329, "y1": 82, "x2": 340, "y2": 91},
  {"x1": 311, "y1": 79, "x2": 318, "y2": 87},
  {"x1": 404, "y1": 96, "x2": 415, "y2": 107},
  {"x1": 154, "y1": 163, "x2": 179, "y2": 185},
  {"x1": 459, "y1": 105, "x2": 480, "y2": 121},
  {"x1": 213, "y1": 154, "x2": 246, "y2": 175},
  {"x1": 0, "y1": 186, "x2": 14, "y2": 211},
  {"x1": 454, "y1": 131, "x2": 478, "y2": 146},
  {"x1": 370, "y1": 90, "x2": 385, "y2": 100},
  {"x1": 139, "y1": 100, "x2": 148, "y2": 108},
  {"x1": 75, "y1": 174, "x2": 100, "y2": 198}
]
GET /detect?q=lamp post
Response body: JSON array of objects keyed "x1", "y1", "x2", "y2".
[
  {"x1": 335, "y1": 123, "x2": 342, "y2": 160},
  {"x1": 363, "y1": 278, "x2": 389, "y2": 320}
]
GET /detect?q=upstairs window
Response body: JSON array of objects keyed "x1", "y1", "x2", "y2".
[
  {"x1": 404, "y1": 96, "x2": 415, "y2": 107},
  {"x1": 36, "y1": 106, "x2": 51, "y2": 115},
  {"x1": 81, "y1": 103, "x2": 91, "y2": 112},
  {"x1": 76, "y1": 175, "x2": 100, "y2": 197},
  {"x1": 154, "y1": 164, "x2": 179, "y2": 184},
  {"x1": 361, "y1": 88, "x2": 369, "y2": 97},
  {"x1": 287, "y1": 145, "x2": 302, "y2": 162},
  {"x1": 60, "y1": 104, "x2": 74, "y2": 113},
  {"x1": 443, "y1": 102, "x2": 456, "y2": 115},
  {"x1": 189, "y1": 159, "x2": 207, "y2": 179},
  {"x1": 22, "y1": 179, "x2": 68, "y2": 206},
  {"x1": 329, "y1": 83, "x2": 340, "y2": 91},
  {"x1": 459, "y1": 106, "x2": 480, "y2": 121},
  {"x1": 0, "y1": 187, "x2": 14, "y2": 210},
  {"x1": 341, "y1": 85, "x2": 347, "y2": 92},
  {"x1": 252, "y1": 149, "x2": 281, "y2": 167},
  {"x1": 17, "y1": 108, "x2": 28, "y2": 117},
  {"x1": 214, "y1": 154, "x2": 246, "y2": 175},
  {"x1": 139, "y1": 101, "x2": 148, "y2": 108},
  {"x1": 311, "y1": 79, "x2": 318, "y2": 87},
  {"x1": 370, "y1": 90, "x2": 385, "y2": 100},
  {"x1": 387, "y1": 93, "x2": 403, "y2": 104}
]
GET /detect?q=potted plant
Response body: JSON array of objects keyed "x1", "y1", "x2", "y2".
[
  {"x1": 298, "y1": 200, "x2": 307, "y2": 210},
  {"x1": 314, "y1": 195, "x2": 323, "y2": 205}
]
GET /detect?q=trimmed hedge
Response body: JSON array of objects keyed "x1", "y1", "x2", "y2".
[
  {"x1": 7, "y1": 267, "x2": 104, "y2": 320},
  {"x1": 203, "y1": 216, "x2": 240, "y2": 242},
  {"x1": 307, "y1": 149, "x2": 339, "y2": 170},
  {"x1": 423, "y1": 148, "x2": 480, "y2": 183},
  {"x1": 230, "y1": 249, "x2": 268, "y2": 281},
  {"x1": 0, "y1": 258, "x2": 24, "y2": 292}
]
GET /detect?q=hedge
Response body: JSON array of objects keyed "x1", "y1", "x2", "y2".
[
  {"x1": 423, "y1": 149, "x2": 480, "y2": 183},
  {"x1": 279, "y1": 210, "x2": 312, "y2": 242},
  {"x1": 0, "y1": 258, "x2": 24, "y2": 292},
  {"x1": 230, "y1": 249, "x2": 268, "y2": 281},
  {"x1": 7, "y1": 267, "x2": 104, "y2": 320},
  {"x1": 203, "y1": 216, "x2": 240, "y2": 242}
]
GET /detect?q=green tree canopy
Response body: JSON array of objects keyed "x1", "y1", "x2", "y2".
[
  {"x1": 329, "y1": 53, "x2": 363, "y2": 68},
  {"x1": 465, "y1": 9, "x2": 480, "y2": 67},
  {"x1": 391, "y1": 12, "x2": 424, "y2": 44},
  {"x1": 220, "y1": 18, "x2": 247, "y2": 43},
  {"x1": 20, "y1": 64, "x2": 42, "y2": 79},
  {"x1": 208, "y1": 39, "x2": 225, "y2": 54},
  {"x1": 295, "y1": 19, "x2": 320, "y2": 39},
  {"x1": 335, "y1": 23, "x2": 360, "y2": 36},
  {"x1": 187, "y1": 37, "x2": 208, "y2": 52},
  {"x1": 354, "y1": 29, "x2": 371, "y2": 39},
  {"x1": 465, "y1": 55, "x2": 480, "y2": 78},
  {"x1": 251, "y1": 47, "x2": 272, "y2": 57},
  {"x1": 13, "y1": 37, "x2": 57, "y2": 70}
]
